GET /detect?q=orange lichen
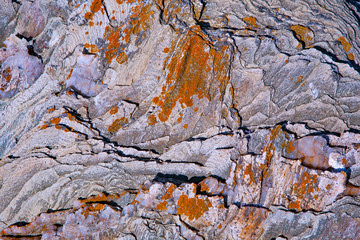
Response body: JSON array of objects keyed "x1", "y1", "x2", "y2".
[
  {"x1": 152, "y1": 96, "x2": 159, "y2": 104},
  {"x1": 343, "y1": 184, "x2": 360, "y2": 196},
  {"x1": 281, "y1": 140, "x2": 295, "y2": 154},
  {"x1": 156, "y1": 201, "x2": 168, "y2": 211},
  {"x1": 153, "y1": 32, "x2": 230, "y2": 122},
  {"x1": 103, "y1": 2, "x2": 153, "y2": 63},
  {"x1": 147, "y1": 114, "x2": 157, "y2": 125},
  {"x1": 295, "y1": 75, "x2": 303, "y2": 84},
  {"x1": 348, "y1": 53, "x2": 355, "y2": 61},
  {"x1": 239, "y1": 208, "x2": 268, "y2": 239},
  {"x1": 289, "y1": 170, "x2": 318, "y2": 210},
  {"x1": 177, "y1": 194, "x2": 212, "y2": 221},
  {"x1": 243, "y1": 16, "x2": 259, "y2": 29},
  {"x1": 79, "y1": 192, "x2": 128, "y2": 210},
  {"x1": 84, "y1": 0, "x2": 102, "y2": 20},
  {"x1": 163, "y1": 47, "x2": 170, "y2": 53},
  {"x1": 81, "y1": 203, "x2": 106, "y2": 218},
  {"x1": 290, "y1": 25, "x2": 313, "y2": 48},
  {"x1": 66, "y1": 69, "x2": 73, "y2": 80},
  {"x1": 84, "y1": 43, "x2": 100, "y2": 53},
  {"x1": 244, "y1": 164, "x2": 256, "y2": 184},
  {"x1": 5, "y1": 74, "x2": 11, "y2": 82},
  {"x1": 48, "y1": 106, "x2": 55, "y2": 113},
  {"x1": 109, "y1": 106, "x2": 118, "y2": 115},
  {"x1": 285, "y1": 59, "x2": 289, "y2": 63},
  {"x1": 176, "y1": 117, "x2": 182, "y2": 123},
  {"x1": 338, "y1": 36, "x2": 351, "y2": 52},
  {"x1": 127, "y1": 3, "x2": 154, "y2": 41},
  {"x1": 263, "y1": 125, "x2": 282, "y2": 164},
  {"x1": 55, "y1": 124, "x2": 62, "y2": 130},
  {"x1": 50, "y1": 117, "x2": 61, "y2": 125},
  {"x1": 200, "y1": 181, "x2": 210, "y2": 193},
  {"x1": 116, "y1": 52, "x2": 128, "y2": 64},
  {"x1": 104, "y1": 29, "x2": 121, "y2": 63},
  {"x1": 183, "y1": 124, "x2": 188, "y2": 129},
  {"x1": 288, "y1": 200, "x2": 300, "y2": 210},
  {"x1": 258, "y1": 125, "x2": 283, "y2": 202},
  {"x1": 40, "y1": 124, "x2": 49, "y2": 129},
  {"x1": 66, "y1": 112, "x2": 76, "y2": 121},
  {"x1": 162, "y1": 184, "x2": 176, "y2": 200},
  {"x1": 194, "y1": 107, "x2": 198, "y2": 112},
  {"x1": 108, "y1": 117, "x2": 128, "y2": 132}
]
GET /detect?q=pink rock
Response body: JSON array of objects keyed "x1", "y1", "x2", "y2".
[
  {"x1": 66, "y1": 53, "x2": 106, "y2": 97},
  {"x1": 16, "y1": 2, "x2": 46, "y2": 39},
  {"x1": 0, "y1": 36, "x2": 43, "y2": 99}
]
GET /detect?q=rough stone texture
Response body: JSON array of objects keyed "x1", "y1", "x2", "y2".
[{"x1": 1, "y1": 0, "x2": 360, "y2": 239}]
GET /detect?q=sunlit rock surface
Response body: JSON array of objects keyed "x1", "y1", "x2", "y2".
[{"x1": 1, "y1": 0, "x2": 360, "y2": 239}]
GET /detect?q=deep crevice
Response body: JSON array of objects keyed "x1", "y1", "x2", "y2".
[
  {"x1": 313, "y1": 45, "x2": 360, "y2": 74},
  {"x1": 153, "y1": 173, "x2": 208, "y2": 186},
  {"x1": 15, "y1": 33, "x2": 32, "y2": 42}
]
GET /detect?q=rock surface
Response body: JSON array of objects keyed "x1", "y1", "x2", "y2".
[{"x1": 1, "y1": 0, "x2": 360, "y2": 239}]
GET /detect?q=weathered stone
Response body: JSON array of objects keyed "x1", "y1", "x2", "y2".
[{"x1": 1, "y1": 0, "x2": 360, "y2": 239}]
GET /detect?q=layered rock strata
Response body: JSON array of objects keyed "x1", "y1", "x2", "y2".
[{"x1": 1, "y1": 0, "x2": 360, "y2": 239}]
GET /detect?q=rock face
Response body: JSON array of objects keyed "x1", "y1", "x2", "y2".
[{"x1": 1, "y1": 0, "x2": 360, "y2": 239}]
